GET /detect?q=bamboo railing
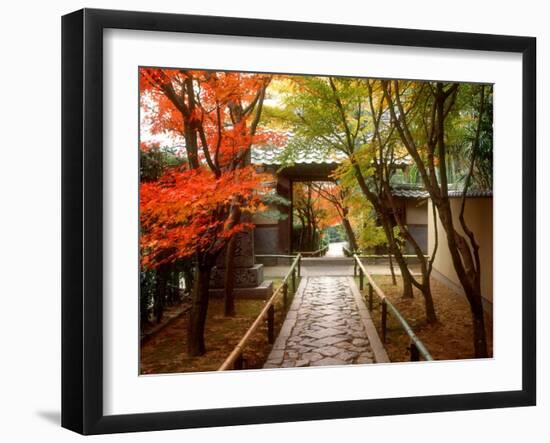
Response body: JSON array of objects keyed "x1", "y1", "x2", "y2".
[
  {"x1": 218, "y1": 254, "x2": 302, "y2": 371},
  {"x1": 352, "y1": 254, "x2": 433, "y2": 361},
  {"x1": 344, "y1": 244, "x2": 429, "y2": 261},
  {"x1": 294, "y1": 244, "x2": 329, "y2": 257},
  {"x1": 352, "y1": 253, "x2": 430, "y2": 277}
]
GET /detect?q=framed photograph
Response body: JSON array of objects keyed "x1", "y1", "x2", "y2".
[{"x1": 62, "y1": 8, "x2": 536, "y2": 435}]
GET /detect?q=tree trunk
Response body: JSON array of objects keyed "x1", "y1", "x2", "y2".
[
  {"x1": 154, "y1": 264, "x2": 169, "y2": 323},
  {"x1": 421, "y1": 283, "x2": 437, "y2": 324},
  {"x1": 305, "y1": 221, "x2": 312, "y2": 250},
  {"x1": 388, "y1": 252, "x2": 397, "y2": 285},
  {"x1": 298, "y1": 215, "x2": 305, "y2": 251},
  {"x1": 187, "y1": 260, "x2": 212, "y2": 357},
  {"x1": 377, "y1": 207, "x2": 414, "y2": 299},
  {"x1": 350, "y1": 161, "x2": 415, "y2": 301},
  {"x1": 471, "y1": 298, "x2": 489, "y2": 358},
  {"x1": 183, "y1": 120, "x2": 200, "y2": 169},
  {"x1": 382, "y1": 224, "x2": 413, "y2": 299},
  {"x1": 342, "y1": 217, "x2": 358, "y2": 252},
  {"x1": 438, "y1": 203, "x2": 488, "y2": 356},
  {"x1": 381, "y1": 181, "x2": 436, "y2": 320},
  {"x1": 223, "y1": 235, "x2": 238, "y2": 317},
  {"x1": 396, "y1": 259, "x2": 414, "y2": 298}
]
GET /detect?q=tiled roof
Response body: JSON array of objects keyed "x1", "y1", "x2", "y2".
[
  {"x1": 251, "y1": 144, "x2": 413, "y2": 167},
  {"x1": 251, "y1": 145, "x2": 346, "y2": 166},
  {"x1": 391, "y1": 186, "x2": 492, "y2": 199},
  {"x1": 392, "y1": 188, "x2": 429, "y2": 198},
  {"x1": 447, "y1": 189, "x2": 493, "y2": 198}
]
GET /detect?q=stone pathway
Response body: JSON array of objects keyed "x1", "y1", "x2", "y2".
[
  {"x1": 264, "y1": 276, "x2": 387, "y2": 368},
  {"x1": 325, "y1": 241, "x2": 346, "y2": 257}
]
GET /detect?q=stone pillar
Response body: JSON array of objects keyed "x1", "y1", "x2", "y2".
[{"x1": 209, "y1": 229, "x2": 273, "y2": 299}]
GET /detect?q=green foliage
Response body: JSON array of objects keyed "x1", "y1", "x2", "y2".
[
  {"x1": 452, "y1": 85, "x2": 493, "y2": 189},
  {"x1": 258, "y1": 191, "x2": 291, "y2": 221},
  {"x1": 259, "y1": 104, "x2": 297, "y2": 130},
  {"x1": 352, "y1": 204, "x2": 391, "y2": 252},
  {"x1": 270, "y1": 75, "x2": 493, "y2": 258},
  {"x1": 324, "y1": 225, "x2": 345, "y2": 243},
  {"x1": 280, "y1": 76, "x2": 371, "y2": 155},
  {"x1": 140, "y1": 145, "x2": 186, "y2": 182},
  {"x1": 387, "y1": 81, "x2": 493, "y2": 190}
]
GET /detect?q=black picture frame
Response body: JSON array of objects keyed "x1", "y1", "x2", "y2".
[{"x1": 61, "y1": 8, "x2": 536, "y2": 435}]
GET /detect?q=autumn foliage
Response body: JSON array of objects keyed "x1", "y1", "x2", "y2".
[
  {"x1": 140, "y1": 166, "x2": 266, "y2": 268},
  {"x1": 139, "y1": 69, "x2": 281, "y2": 270}
]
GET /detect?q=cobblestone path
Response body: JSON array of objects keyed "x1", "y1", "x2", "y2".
[{"x1": 264, "y1": 276, "x2": 381, "y2": 368}]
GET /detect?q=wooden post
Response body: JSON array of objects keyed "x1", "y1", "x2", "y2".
[
  {"x1": 234, "y1": 353, "x2": 244, "y2": 370},
  {"x1": 267, "y1": 304, "x2": 275, "y2": 344},
  {"x1": 410, "y1": 342, "x2": 420, "y2": 361},
  {"x1": 297, "y1": 258, "x2": 301, "y2": 277},
  {"x1": 283, "y1": 283, "x2": 288, "y2": 311},
  {"x1": 368, "y1": 284, "x2": 373, "y2": 311},
  {"x1": 354, "y1": 260, "x2": 357, "y2": 277},
  {"x1": 359, "y1": 267, "x2": 364, "y2": 291},
  {"x1": 292, "y1": 269, "x2": 296, "y2": 294},
  {"x1": 381, "y1": 300, "x2": 387, "y2": 343}
]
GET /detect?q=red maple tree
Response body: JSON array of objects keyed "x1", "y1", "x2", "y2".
[{"x1": 139, "y1": 68, "x2": 281, "y2": 355}]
